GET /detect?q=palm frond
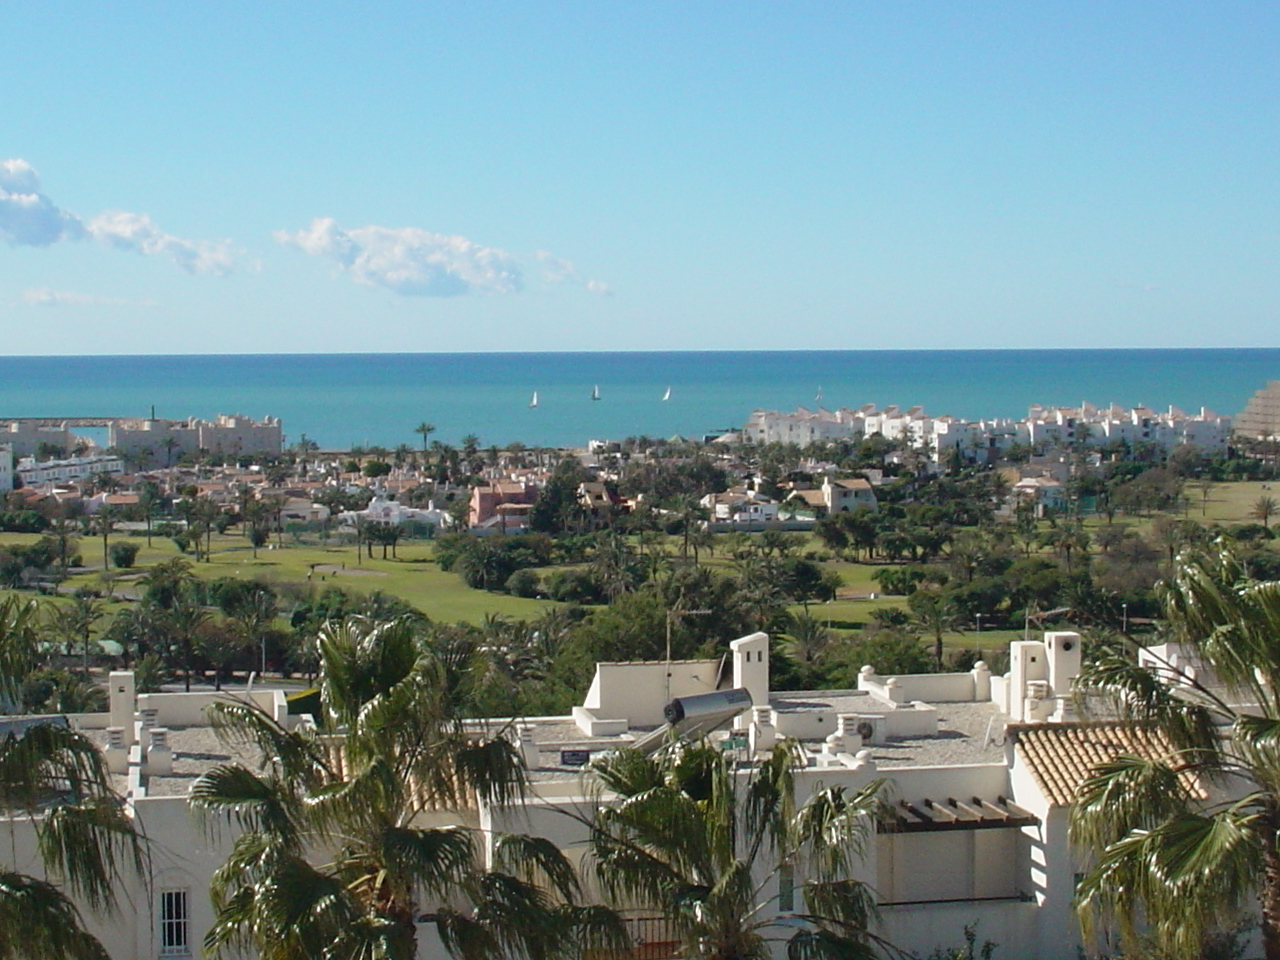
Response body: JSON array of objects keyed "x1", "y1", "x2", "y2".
[
  {"x1": 1070, "y1": 753, "x2": 1198, "y2": 850},
  {"x1": 494, "y1": 833, "x2": 581, "y2": 903},
  {"x1": 38, "y1": 797, "x2": 146, "y2": 913},
  {"x1": 1074, "y1": 651, "x2": 1222, "y2": 754},
  {"x1": 378, "y1": 825, "x2": 475, "y2": 900},
  {"x1": 800, "y1": 878, "x2": 878, "y2": 933},
  {"x1": 0, "y1": 721, "x2": 111, "y2": 811},
  {"x1": 554, "y1": 903, "x2": 631, "y2": 959},
  {"x1": 435, "y1": 907, "x2": 502, "y2": 960},
  {"x1": 589, "y1": 748, "x2": 663, "y2": 797},
  {"x1": 1232, "y1": 713, "x2": 1280, "y2": 790},
  {"x1": 786, "y1": 927, "x2": 882, "y2": 960},
  {"x1": 191, "y1": 763, "x2": 302, "y2": 846},
  {"x1": 451, "y1": 735, "x2": 526, "y2": 807},
  {"x1": 1076, "y1": 808, "x2": 1260, "y2": 960},
  {"x1": 745, "y1": 740, "x2": 801, "y2": 859},
  {"x1": 794, "y1": 782, "x2": 885, "y2": 879},
  {"x1": 598, "y1": 786, "x2": 713, "y2": 881},
  {"x1": 0, "y1": 870, "x2": 112, "y2": 960},
  {"x1": 207, "y1": 699, "x2": 328, "y2": 784}
]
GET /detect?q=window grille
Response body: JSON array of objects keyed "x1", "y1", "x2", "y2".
[{"x1": 159, "y1": 889, "x2": 189, "y2": 956}]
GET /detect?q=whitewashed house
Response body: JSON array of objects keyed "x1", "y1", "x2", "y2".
[{"x1": 2, "y1": 630, "x2": 1231, "y2": 960}]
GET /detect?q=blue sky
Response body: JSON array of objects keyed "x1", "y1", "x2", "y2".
[{"x1": 2, "y1": 2, "x2": 1277, "y2": 354}]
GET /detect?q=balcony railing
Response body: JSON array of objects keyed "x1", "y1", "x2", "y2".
[{"x1": 584, "y1": 916, "x2": 681, "y2": 960}]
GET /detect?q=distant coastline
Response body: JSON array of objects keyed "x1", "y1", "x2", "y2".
[{"x1": 2, "y1": 348, "x2": 1276, "y2": 450}]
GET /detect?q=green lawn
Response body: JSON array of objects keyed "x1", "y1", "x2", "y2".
[
  {"x1": 22, "y1": 531, "x2": 559, "y2": 623},
  {"x1": 1195, "y1": 480, "x2": 1278, "y2": 525},
  {"x1": 5, "y1": 477, "x2": 1276, "y2": 633}
]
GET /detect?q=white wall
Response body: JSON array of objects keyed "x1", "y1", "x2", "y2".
[
  {"x1": 859, "y1": 670, "x2": 977, "y2": 703},
  {"x1": 877, "y1": 900, "x2": 1039, "y2": 960},
  {"x1": 136, "y1": 689, "x2": 287, "y2": 727},
  {"x1": 582, "y1": 660, "x2": 720, "y2": 728}
]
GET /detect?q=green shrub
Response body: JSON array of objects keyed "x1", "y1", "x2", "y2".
[
  {"x1": 110, "y1": 540, "x2": 142, "y2": 568},
  {"x1": 505, "y1": 568, "x2": 541, "y2": 598}
]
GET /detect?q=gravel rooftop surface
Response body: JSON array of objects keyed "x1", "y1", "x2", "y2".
[{"x1": 79, "y1": 692, "x2": 1011, "y2": 796}]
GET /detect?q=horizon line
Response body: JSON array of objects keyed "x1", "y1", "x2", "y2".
[{"x1": 2, "y1": 345, "x2": 1279, "y2": 361}]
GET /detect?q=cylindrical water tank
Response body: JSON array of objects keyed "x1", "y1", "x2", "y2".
[{"x1": 663, "y1": 688, "x2": 753, "y2": 725}]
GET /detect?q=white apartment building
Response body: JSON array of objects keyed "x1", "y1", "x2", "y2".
[
  {"x1": 743, "y1": 406, "x2": 870, "y2": 446},
  {"x1": 109, "y1": 413, "x2": 283, "y2": 460},
  {"x1": 15, "y1": 452, "x2": 125, "y2": 486},
  {"x1": 1020, "y1": 402, "x2": 1231, "y2": 453},
  {"x1": 744, "y1": 401, "x2": 1231, "y2": 460},
  {"x1": 0, "y1": 419, "x2": 76, "y2": 457}
]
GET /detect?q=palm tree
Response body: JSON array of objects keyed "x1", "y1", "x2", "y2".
[
  {"x1": 91, "y1": 505, "x2": 117, "y2": 572},
  {"x1": 0, "y1": 606, "x2": 145, "y2": 960},
  {"x1": 227, "y1": 586, "x2": 278, "y2": 676},
  {"x1": 1252, "y1": 494, "x2": 1278, "y2": 530},
  {"x1": 784, "y1": 612, "x2": 833, "y2": 664},
  {"x1": 194, "y1": 495, "x2": 223, "y2": 561},
  {"x1": 137, "y1": 480, "x2": 161, "y2": 547},
  {"x1": 1071, "y1": 542, "x2": 1280, "y2": 960},
  {"x1": 195, "y1": 622, "x2": 246, "y2": 692},
  {"x1": 242, "y1": 499, "x2": 270, "y2": 558},
  {"x1": 1038, "y1": 521, "x2": 1091, "y2": 573},
  {"x1": 191, "y1": 615, "x2": 616, "y2": 960},
  {"x1": 0, "y1": 596, "x2": 42, "y2": 713},
  {"x1": 140, "y1": 557, "x2": 196, "y2": 610},
  {"x1": 167, "y1": 588, "x2": 211, "y2": 692},
  {"x1": 415, "y1": 421, "x2": 436, "y2": 457},
  {"x1": 47, "y1": 592, "x2": 104, "y2": 676},
  {"x1": 907, "y1": 589, "x2": 963, "y2": 670},
  {"x1": 585, "y1": 739, "x2": 892, "y2": 960},
  {"x1": 687, "y1": 525, "x2": 716, "y2": 565},
  {"x1": 160, "y1": 435, "x2": 180, "y2": 467},
  {"x1": 671, "y1": 495, "x2": 708, "y2": 560},
  {"x1": 49, "y1": 514, "x2": 79, "y2": 576}
]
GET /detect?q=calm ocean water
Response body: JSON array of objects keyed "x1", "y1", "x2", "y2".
[{"x1": 0, "y1": 350, "x2": 1276, "y2": 450}]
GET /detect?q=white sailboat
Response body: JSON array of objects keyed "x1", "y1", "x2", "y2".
[
  {"x1": 815, "y1": 385, "x2": 823, "y2": 403},
  {"x1": 591, "y1": 384, "x2": 601, "y2": 401},
  {"x1": 529, "y1": 391, "x2": 538, "y2": 408},
  {"x1": 662, "y1": 386, "x2": 672, "y2": 401}
]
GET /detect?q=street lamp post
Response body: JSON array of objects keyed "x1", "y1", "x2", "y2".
[
  {"x1": 975, "y1": 613, "x2": 983, "y2": 634},
  {"x1": 1122, "y1": 602, "x2": 1129, "y2": 634}
]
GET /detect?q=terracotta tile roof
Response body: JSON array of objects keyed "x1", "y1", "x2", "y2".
[
  {"x1": 1008, "y1": 721, "x2": 1186, "y2": 807},
  {"x1": 789, "y1": 490, "x2": 826, "y2": 506}
]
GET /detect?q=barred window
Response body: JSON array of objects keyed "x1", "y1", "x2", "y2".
[
  {"x1": 778, "y1": 863, "x2": 795, "y2": 913},
  {"x1": 159, "y1": 889, "x2": 190, "y2": 956}
]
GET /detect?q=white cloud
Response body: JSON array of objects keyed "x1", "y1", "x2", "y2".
[
  {"x1": 87, "y1": 211, "x2": 235, "y2": 276},
  {"x1": 22, "y1": 288, "x2": 158, "y2": 308},
  {"x1": 0, "y1": 159, "x2": 40, "y2": 193},
  {"x1": 535, "y1": 249, "x2": 611, "y2": 295},
  {"x1": 0, "y1": 158, "x2": 234, "y2": 274},
  {"x1": 0, "y1": 159, "x2": 85, "y2": 246},
  {"x1": 276, "y1": 217, "x2": 522, "y2": 297}
]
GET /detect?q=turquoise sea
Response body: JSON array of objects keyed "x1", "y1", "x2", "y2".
[{"x1": 0, "y1": 350, "x2": 1276, "y2": 450}]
